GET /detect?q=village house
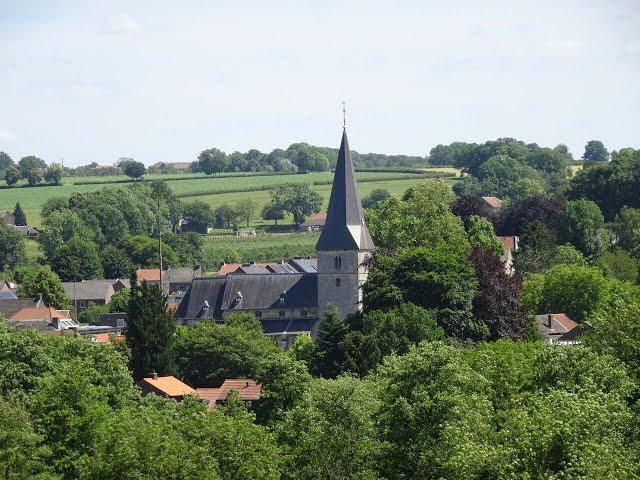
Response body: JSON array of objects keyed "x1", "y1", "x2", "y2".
[
  {"x1": 535, "y1": 313, "x2": 589, "y2": 345},
  {"x1": 298, "y1": 212, "x2": 327, "y2": 232},
  {"x1": 499, "y1": 235, "x2": 520, "y2": 275},
  {"x1": 0, "y1": 297, "x2": 77, "y2": 333},
  {"x1": 195, "y1": 379, "x2": 262, "y2": 409},
  {"x1": 176, "y1": 129, "x2": 375, "y2": 348},
  {"x1": 61, "y1": 279, "x2": 123, "y2": 312},
  {"x1": 136, "y1": 265, "x2": 203, "y2": 294},
  {"x1": 137, "y1": 374, "x2": 195, "y2": 400},
  {"x1": 480, "y1": 196, "x2": 503, "y2": 213}
]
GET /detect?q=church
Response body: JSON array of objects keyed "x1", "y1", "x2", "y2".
[{"x1": 175, "y1": 128, "x2": 375, "y2": 347}]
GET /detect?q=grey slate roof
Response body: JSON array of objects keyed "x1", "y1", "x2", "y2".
[
  {"x1": 175, "y1": 273, "x2": 318, "y2": 320},
  {"x1": 62, "y1": 280, "x2": 114, "y2": 301},
  {"x1": 0, "y1": 291, "x2": 17, "y2": 300},
  {"x1": 289, "y1": 257, "x2": 318, "y2": 273},
  {"x1": 222, "y1": 273, "x2": 317, "y2": 311},
  {"x1": 175, "y1": 276, "x2": 227, "y2": 319},
  {"x1": 261, "y1": 318, "x2": 319, "y2": 334},
  {"x1": 316, "y1": 129, "x2": 374, "y2": 251}
]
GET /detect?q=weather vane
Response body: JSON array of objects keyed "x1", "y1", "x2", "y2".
[{"x1": 342, "y1": 100, "x2": 346, "y2": 129}]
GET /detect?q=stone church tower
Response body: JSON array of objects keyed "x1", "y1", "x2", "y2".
[{"x1": 316, "y1": 128, "x2": 375, "y2": 318}]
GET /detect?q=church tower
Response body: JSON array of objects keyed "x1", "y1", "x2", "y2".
[{"x1": 316, "y1": 128, "x2": 375, "y2": 319}]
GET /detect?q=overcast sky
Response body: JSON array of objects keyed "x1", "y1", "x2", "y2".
[{"x1": 1, "y1": 0, "x2": 638, "y2": 167}]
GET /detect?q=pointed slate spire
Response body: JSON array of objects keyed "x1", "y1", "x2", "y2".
[{"x1": 316, "y1": 129, "x2": 375, "y2": 251}]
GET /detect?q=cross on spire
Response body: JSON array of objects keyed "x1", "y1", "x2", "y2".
[{"x1": 342, "y1": 100, "x2": 346, "y2": 129}]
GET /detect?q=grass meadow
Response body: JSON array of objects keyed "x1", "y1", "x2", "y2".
[{"x1": 1, "y1": 170, "x2": 459, "y2": 228}]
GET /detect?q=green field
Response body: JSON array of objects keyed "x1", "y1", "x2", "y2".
[
  {"x1": 202, "y1": 233, "x2": 320, "y2": 271},
  {"x1": 1, "y1": 171, "x2": 458, "y2": 228}
]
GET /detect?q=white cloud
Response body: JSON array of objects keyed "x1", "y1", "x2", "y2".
[
  {"x1": 542, "y1": 40, "x2": 585, "y2": 56},
  {"x1": 0, "y1": 129, "x2": 16, "y2": 143},
  {"x1": 108, "y1": 13, "x2": 141, "y2": 34}
]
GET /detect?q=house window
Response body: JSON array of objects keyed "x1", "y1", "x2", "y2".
[
  {"x1": 116, "y1": 318, "x2": 125, "y2": 328},
  {"x1": 334, "y1": 255, "x2": 342, "y2": 269},
  {"x1": 335, "y1": 278, "x2": 341, "y2": 287},
  {"x1": 78, "y1": 300, "x2": 86, "y2": 308},
  {"x1": 300, "y1": 309, "x2": 308, "y2": 317},
  {"x1": 279, "y1": 311, "x2": 285, "y2": 317},
  {"x1": 256, "y1": 311, "x2": 262, "y2": 318}
]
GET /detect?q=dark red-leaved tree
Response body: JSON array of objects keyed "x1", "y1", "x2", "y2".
[
  {"x1": 494, "y1": 195, "x2": 564, "y2": 236},
  {"x1": 450, "y1": 195, "x2": 491, "y2": 229},
  {"x1": 470, "y1": 246, "x2": 532, "y2": 340}
]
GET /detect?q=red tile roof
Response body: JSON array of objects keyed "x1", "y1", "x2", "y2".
[
  {"x1": 196, "y1": 379, "x2": 261, "y2": 408},
  {"x1": 92, "y1": 332, "x2": 125, "y2": 344},
  {"x1": 136, "y1": 268, "x2": 161, "y2": 282}
]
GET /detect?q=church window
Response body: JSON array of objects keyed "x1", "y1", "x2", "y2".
[
  {"x1": 301, "y1": 309, "x2": 308, "y2": 317},
  {"x1": 335, "y1": 255, "x2": 342, "y2": 269},
  {"x1": 279, "y1": 311, "x2": 286, "y2": 317},
  {"x1": 335, "y1": 278, "x2": 341, "y2": 287}
]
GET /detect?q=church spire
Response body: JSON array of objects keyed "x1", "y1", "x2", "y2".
[{"x1": 316, "y1": 128, "x2": 375, "y2": 251}]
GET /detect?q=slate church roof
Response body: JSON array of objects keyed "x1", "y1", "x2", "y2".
[
  {"x1": 316, "y1": 129, "x2": 374, "y2": 251},
  {"x1": 175, "y1": 273, "x2": 317, "y2": 321}
]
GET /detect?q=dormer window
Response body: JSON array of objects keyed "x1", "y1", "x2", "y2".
[
  {"x1": 335, "y1": 255, "x2": 342, "y2": 269},
  {"x1": 231, "y1": 291, "x2": 243, "y2": 308},
  {"x1": 279, "y1": 291, "x2": 287, "y2": 305}
]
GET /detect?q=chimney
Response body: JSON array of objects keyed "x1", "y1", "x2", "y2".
[
  {"x1": 547, "y1": 314, "x2": 553, "y2": 329},
  {"x1": 37, "y1": 292, "x2": 43, "y2": 302},
  {"x1": 152, "y1": 372, "x2": 158, "y2": 380}
]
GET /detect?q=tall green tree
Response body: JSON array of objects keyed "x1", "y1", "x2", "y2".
[
  {"x1": 311, "y1": 307, "x2": 347, "y2": 378},
  {"x1": 3, "y1": 165, "x2": 20, "y2": 186},
  {"x1": 236, "y1": 198, "x2": 258, "y2": 227},
  {"x1": 582, "y1": 140, "x2": 609, "y2": 163},
  {"x1": 261, "y1": 202, "x2": 285, "y2": 226},
  {"x1": 270, "y1": 183, "x2": 322, "y2": 225},
  {"x1": 43, "y1": 163, "x2": 63, "y2": 185},
  {"x1": 126, "y1": 277, "x2": 175, "y2": 380},
  {"x1": 0, "y1": 151, "x2": 14, "y2": 173},
  {"x1": 18, "y1": 156, "x2": 45, "y2": 186},
  {"x1": 50, "y1": 236, "x2": 103, "y2": 281},
  {"x1": 100, "y1": 245, "x2": 134, "y2": 279},
  {"x1": 197, "y1": 148, "x2": 228, "y2": 175},
  {"x1": 0, "y1": 222, "x2": 25, "y2": 271},
  {"x1": 121, "y1": 159, "x2": 146, "y2": 179},
  {"x1": 17, "y1": 265, "x2": 70, "y2": 308},
  {"x1": 12, "y1": 202, "x2": 26, "y2": 226},
  {"x1": 557, "y1": 199, "x2": 605, "y2": 258}
]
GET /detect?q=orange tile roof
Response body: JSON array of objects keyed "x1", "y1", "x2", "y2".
[
  {"x1": 92, "y1": 332, "x2": 125, "y2": 344},
  {"x1": 550, "y1": 313, "x2": 578, "y2": 332},
  {"x1": 138, "y1": 376, "x2": 194, "y2": 397},
  {"x1": 482, "y1": 196, "x2": 503, "y2": 208},
  {"x1": 499, "y1": 236, "x2": 518, "y2": 252},
  {"x1": 136, "y1": 269, "x2": 161, "y2": 282},
  {"x1": 218, "y1": 263, "x2": 242, "y2": 276},
  {"x1": 10, "y1": 306, "x2": 70, "y2": 321}
]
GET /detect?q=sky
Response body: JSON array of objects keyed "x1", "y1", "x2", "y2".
[{"x1": 0, "y1": 0, "x2": 638, "y2": 167}]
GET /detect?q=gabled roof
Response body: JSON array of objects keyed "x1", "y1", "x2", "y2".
[
  {"x1": 481, "y1": 196, "x2": 503, "y2": 209},
  {"x1": 175, "y1": 276, "x2": 227, "y2": 319},
  {"x1": 0, "y1": 298, "x2": 41, "y2": 319},
  {"x1": 218, "y1": 263, "x2": 242, "y2": 276},
  {"x1": 222, "y1": 273, "x2": 317, "y2": 311},
  {"x1": 137, "y1": 376, "x2": 194, "y2": 397},
  {"x1": 300, "y1": 212, "x2": 327, "y2": 227},
  {"x1": 289, "y1": 257, "x2": 318, "y2": 273},
  {"x1": 536, "y1": 313, "x2": 578, "y2": 337},
  {"x1": 196, "y1": 379, "x2": 262, "y2": 408},
  {"x1": 62, "y1": 280, "x2": 115, "y2": 300},
  {"x1": 136, "y1": 268, "x2": 161, "y2": 282},
  {"x1": 316, "y1": 129, "x2": 374, "y2": 251}
]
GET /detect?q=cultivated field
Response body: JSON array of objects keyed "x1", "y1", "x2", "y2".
[
  {"x1": 1, "y1": 171, "x2": 458, "y2": 228},
  {"x1": 203, "y1": 233, "x2": 320, "y2": 271}
]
